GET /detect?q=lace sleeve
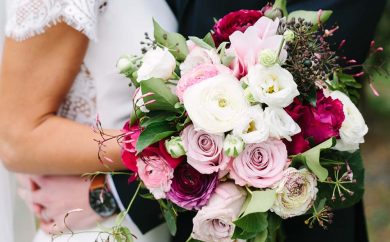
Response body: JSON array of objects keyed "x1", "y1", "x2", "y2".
[{"x1": 5, "y1": 0, "x2": 106, "y2": 41}]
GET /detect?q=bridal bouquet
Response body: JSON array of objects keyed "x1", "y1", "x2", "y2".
[{"x1": 106, "y1": 0, "x2": 382, "y2": 241}]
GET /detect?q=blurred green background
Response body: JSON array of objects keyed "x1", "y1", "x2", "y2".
[{"x1": 361, "y1": 1, "x2": 390, "y2": 241}]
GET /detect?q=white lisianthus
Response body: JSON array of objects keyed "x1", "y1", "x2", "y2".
[
  {"x1": 329, "y1": 91, "x2": 368, "y2": 151},
  {"x1": 264, "y1": 107, "x2": 301, "y2": 141},
  {"x1": 180, "y1": 44, "x2": 220, "y2": 75},
  {"x1": 247, "y1": 64, "x2": 299, "y2": 107},
  {"x1": 134, "y1": 88, "x2": 149, "y2": 113},
  {"x1": 271, "y1": 168, "x2": 318, "y2": 219},
  {"x1": 183, "y1": 74, "x2": 249, "y2": 134},
  {"x1": 137, "y1": 47, "x2": 176, "y2": 82},
  {"x1": 165, "y1": 136, "x2": 186, "y2": 158},
  {"x1": 223, "y1": 134, "x2": 245, "y2": 157},
  {"x1": 233, "y1": 105, "x2": 269, "y2": 144}
]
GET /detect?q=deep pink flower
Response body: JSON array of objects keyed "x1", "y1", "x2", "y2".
[
  {"x1": 284, "y1": 91, "x2": 345, "y2": 154},
  {"x1": 212, "y1": 10, "x2": 263, "y2": 47},
  {"x1": 167, "y1": 163, "x2": 218, "y2": 210},
  {"x1": 121, "y1": 122, "x2": 140, "y2": 173}
]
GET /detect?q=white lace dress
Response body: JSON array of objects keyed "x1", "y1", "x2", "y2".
[{"x1": 4, "y1": 0, "x2": 178, "y2": 241}]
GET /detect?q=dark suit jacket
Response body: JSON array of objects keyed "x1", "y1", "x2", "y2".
[{"x1": 113, "y1": 0, "x2": 386, "y2": 241}]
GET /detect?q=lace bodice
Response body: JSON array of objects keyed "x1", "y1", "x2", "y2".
[{"x1": 5, "y1": 0, "x2": 107, "y2": 41}]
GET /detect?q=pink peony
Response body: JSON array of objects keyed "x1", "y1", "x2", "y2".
[
  {"x1": 136, "y1": 146, "x2": 175, "y2": 199},
  {"x1": 176, "y1": 63, "x2": 232, "y2": 102},
  {"x1": 285, "y1": 90, "x2": 345, "y2": 154},
  {"x1": 229, "y1": 140, "x2": 288, "y2": 188},
  {"x1": 181, "y1": 124, "x2": 231, "y2": 174},
  {"x1": 121, "y1": 122, "x2": 141, "y2": 173},
  {"x1": 212, "y1": 10, "x2": 264, "y2": 47},
  {"x1": 228, "y1": 17, "x2": 287, "y2": 77}
]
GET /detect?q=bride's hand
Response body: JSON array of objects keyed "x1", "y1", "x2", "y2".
[{"x1": 19, "y1": 175, "x2": 103, "y2": 234}]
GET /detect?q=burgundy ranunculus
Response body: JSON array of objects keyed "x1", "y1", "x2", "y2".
[
  {"x1": 167, "y1": 163, "x2": 218, "y2": 210},
  {"x1": 212, "y1": 9, "x2": 263, "y2": 47},
  {"x1": 284, "y1": 90, "x2": 345, "y2": 154},
  {"x1": 121, "y1": 122, "x2": 141, "y2": 173}
]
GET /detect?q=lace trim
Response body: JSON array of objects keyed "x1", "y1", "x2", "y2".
[{"x1": 5, "y1": 0, "x2": 107, "y2": 41}]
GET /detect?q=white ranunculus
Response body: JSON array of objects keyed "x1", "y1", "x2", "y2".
[
  {"x1": 180, "y1": 45, "x2": 220, "y2": 75},
  {"x1": 183, "y1": 74, "x2": 250, "y2": 134},
  {"x1": 137, "y1": 47, "x2": 176, "y2": 82},
  {"x1": 134, "y1": 88, "x2": 149, "y2": 113},
  {"x1": 264, "y1": 106, "x2": 301, "y2": 141},
  {"x1": 233, "y1": 105, "x2": 269, "y2": 144},
  {"x1": 247, "y1": 64, "x2": 299, "y2": 107},
  {"x1": 271, "y1": 168, "x2": 318, "y2": 219},
  {"x1": 329, "y1": 91, "x2": 368, "y2": 152}
]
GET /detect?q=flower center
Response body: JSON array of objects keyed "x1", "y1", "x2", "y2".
[
  {"x1": 245, "y1": 120, "x2": 257, "y2": 133},
  {"x1": 218, "y1": 98, "x2": 227, "y2": 108},
  {"x1": 262, "y1": 74, "x2": 281, "y2": 94}
]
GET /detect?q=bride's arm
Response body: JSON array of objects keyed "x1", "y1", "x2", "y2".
[{"x1": 0, "y1": 23, "x2": 126, "y2": 174}]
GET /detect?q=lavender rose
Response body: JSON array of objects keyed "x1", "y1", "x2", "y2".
[
  {"x1": 167, "y1": 163, "x2": 218, "y2": 210},
  {"x1": 192, "y1": 182, "x2": 247, "y2": 242},
  {"x1": 229, "y1": 140, "x2": 288, "y2": 188},
  {"x1": 181, "y1": 125, "x2": 231, "y2": 174}
]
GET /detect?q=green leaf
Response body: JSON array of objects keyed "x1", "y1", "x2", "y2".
[
  {"x1": 253, "y1": 229, "x2": 268, "y2": 242},
  {"x1": 162, "y1": 205, "x2": 177, "y2": 236},
  {"x1": 203, "y1": 32, "x2": 216, "y2": 48},
  {"x1": 317, "y1": 151, "x2": 365, "y2": 209},
  {"x1": 153, "y1": 19, "x2": 189, "y2": 61},
  {"x1": 117, "y1": 226, "x2": 134, "y2": 242},
  {"x1": 293, "y1": 138, "x2": 335, "y2": 181},
  {"x1": 135, "y1": 122, "x2": 176, "y2": 153},
  {"x1": 140, "y1": 78, "x2": 179, "y2": 112},
  {"x1": 242, "y1": 190, "x2": 276, "y2": 216},
  {"x1": 232, "y1": 227, "x2": 258, "y2": 240},
  {"x1": 115, "y1": 211, "x2": 128, "y2": 226},
  {"x1": 234, "y1": 212, "x2": 268, "y2": 233},
  {"x1": 189, "y1": 36, "x2": 213, "y2": 50},
  {"x1": 140, "y1": 111, "x2": 177, "y2": 128},
  {"x1": 288, "y1": 10, "x2": 333, "y2": 30}
]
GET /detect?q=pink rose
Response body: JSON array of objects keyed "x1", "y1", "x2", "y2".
[
  {"x1": 137, "y1": 146, "x2": 175, "y2": 199},
  {"x1": 284, "y1": 90, "x2": 345, "y2": 154},
  {"x1": 192, "y1": 182, "x2": 247, "y2": 242},
  {"x1": 229, "y1": 140, "x2": 288, "y2": 188},
  {"x1": 176, "y1": 63, "x2": 232, "y2": 102},
  {"x1": 181, "y1": 124, "x2": 230, "y2": 174},
  {"x1": 228, "y1": 17, "x2": 287, "y2": 77},
  {"x1": 121, "y1": 122, "x2": 140, "y2": 173}
]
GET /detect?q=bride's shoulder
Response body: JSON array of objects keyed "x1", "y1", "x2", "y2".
[{"x1": 5, "y1": 0, "x2": 108, "y2": 41}]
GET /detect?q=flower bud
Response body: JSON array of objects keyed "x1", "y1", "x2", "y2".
[
  {"x1": 244, "y1": 87, "x2": 257, "y2": 104},
  {"x1": 223, "y1": 134, "x2": 245, "y2": 157},
  {"x1": 117, "y1": 54, "x2": 137, "y2": 73},
  {"x1": 258, "y1": 49, "x2": 278, "y2": 67},
  {"x1": 165, "y1": 136, "x2": 186, "y2": 158},
  {"x1": 283, "y1": 29, "x2": 295, "y2": 42}
]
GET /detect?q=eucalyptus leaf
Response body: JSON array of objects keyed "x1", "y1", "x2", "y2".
[
  {"x1": 140, "y1": 78, "x2": 179, "y2": 112},
  {"x1": 288, "y1": 10, "x2": 333, "y2": 30},
  {"x1": 135, "y1": 122, "x2": 176, "y2": 153},
  {"x1": 293, "y1": 138, "x2": 335, "y2": 181},
  {"x1": 189, "y1": 36, "x2": 213, "y2": 50},
  {"x1": 234, "y1": 212, "x2": 268, "y2": 233},
  {"x1": 153, "y1": 19, "x2": 189, "y2": 61},
  {"x1": 242, "y1": 190, "x2": 276, "y2": 216}
]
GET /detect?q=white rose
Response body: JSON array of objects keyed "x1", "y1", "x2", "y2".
[
  {"x1": 264, "y1": 107, "x2": 301, "y2": 141},
  {"x1": 233, "y1": 105, "x2": 269, "y2": 144},
  {"x1": 183, "y1": 74, "x2": 250, "y2": 134},
  {"x1": 247, "y1": 64, "x2": 299, "y2": 107},
  {"x1": 180, "y1": 43, "x2": 220, "y2": 75},
  {"x1": 271, "y1": 168, "x2": 318, "y2": 219},
  {"x1": 134, "y1": 88, "x2": 149, "y2": 113},
  {"x1": 137, "y1": 47, "x2": 176, "y2": 82},
  {"x1": 192, "y1": 182, "x2": 246, "y2": 242},
  {"x1": 329, "y1": 91, "x2": 368, "y2": 151}
]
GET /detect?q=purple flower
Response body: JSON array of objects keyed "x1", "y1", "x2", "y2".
[{"x1": 167, "y1": 163, "x2": 218, "y2": 210}]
